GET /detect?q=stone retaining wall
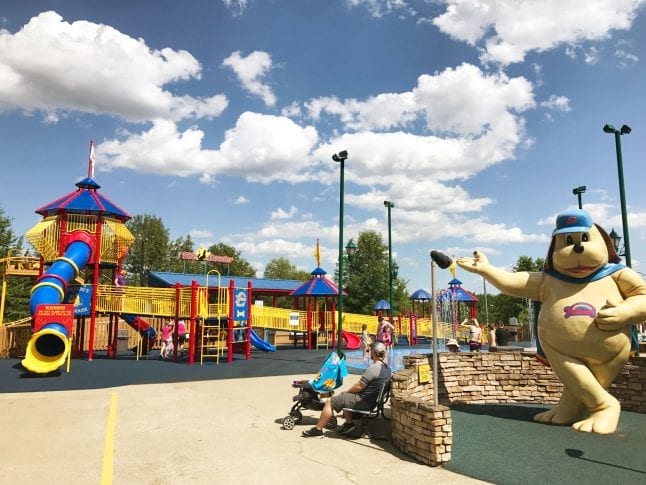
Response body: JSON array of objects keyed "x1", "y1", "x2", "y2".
[{"x1": 390, "y1": 350, "x2": 646, "y2": 466}]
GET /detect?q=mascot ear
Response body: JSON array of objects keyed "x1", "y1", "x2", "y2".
[
  {"x1": 544, "y1": 237, "x2": 556, "y2": 272},
  {"x1": 595, "y1": 224, "x2": 621, "y2": 264}
]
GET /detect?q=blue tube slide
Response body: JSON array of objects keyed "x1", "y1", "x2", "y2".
[
  {"x1": 250, "y1": 328, "x2": 276, "y2": 352},
  {"x1": 22, "y1": 236, "x2": 92, "y2": 374}
]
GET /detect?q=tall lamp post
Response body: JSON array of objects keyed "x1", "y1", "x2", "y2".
[
  {"x1": 384, "y1": 200, "x2": 396, "y2": 321},
  {"x1": 430, "y1": 250, "x2": 452, "y2": 406},
  {"x1": 603, "y1": 123, "x2": 632, "y2": 267},
  {"x1": 333, "y1": 150, "x2": 349, "y2": 355},
  {"x1": 572, "y1": 186, "x2": 586, "y2": 209}
]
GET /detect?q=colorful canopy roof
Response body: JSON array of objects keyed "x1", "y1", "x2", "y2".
[
  {"x1": 35, "y1": 177, "x2": 131, "y2": 221},
  {"x1": 373, "y1": 299, "x2": 390, "y2": 310},
  {"x1": 438, "y1": 278, "x2": 479, "y2": 302},
  {"x1": 290, "y1": 266, "x2": 344, "y2": 297},
  {"x1": 410, "y1": 288, "x2": 432, "y2": 300}
]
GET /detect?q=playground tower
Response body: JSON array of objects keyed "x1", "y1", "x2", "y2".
[{"x1": 22, "y1": 171, "x2": 134, "y2": 373}]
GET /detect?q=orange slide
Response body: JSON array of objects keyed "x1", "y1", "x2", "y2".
[{"x1": 341, "y1": 330, "x2": 362, "y2": 350}]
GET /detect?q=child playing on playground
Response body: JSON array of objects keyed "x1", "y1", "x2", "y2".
[
  {"x1": 376, "y1": 316, "x2": 394, "y2": 351},
  {"x1": 361, "y1": 323, "x2": 371, "y2": 362},
  {"x1": 177, "y1": 320, "x2": 187, "y2": 356},
  {"x1": 160, "y1": 320, "x2": 174, "y2": 358}
]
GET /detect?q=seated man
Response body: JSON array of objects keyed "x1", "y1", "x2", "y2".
[
  {"x1": 495, "y1": 322, "x2": 513, "y2": 346},
  {"x1": 302, "y1": 341, "x2": 391, "y2": 438}
]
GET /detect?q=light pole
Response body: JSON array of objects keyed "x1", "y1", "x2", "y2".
[
  {"x1": 430, "y1": 250, "x2": 452, "y2": 406},
  {"x1": 572, "y1": 186, "x2": 586, "y2": 209},
  {"x1": 384, "y1": 200, "x2": 396, "y2": 321},
  {"x1": 603, "y1": 123, "x2": 632, "y2": 267},
  {"x1": 482, "y1": 277, "x2": 490, "y2": 328},
  {"x1": 333, "y1": 150, "x2": 348, "y2": 355}
]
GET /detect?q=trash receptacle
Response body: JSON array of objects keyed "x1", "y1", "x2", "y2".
[{"x1": 117, "y1": 329, "x2": 129, "y2": 352}]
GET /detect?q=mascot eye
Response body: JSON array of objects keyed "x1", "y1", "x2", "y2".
[
  {"x1": 566, "y1": 235, "x2": 574, "y2": 245},
  {"x1": 582, "y1": 233, "x2": 589, "y2": 242}
]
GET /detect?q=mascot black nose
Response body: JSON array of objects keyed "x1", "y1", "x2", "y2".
[{"x1": 574, "y1": 244, "x2": 584, "y2": 254}]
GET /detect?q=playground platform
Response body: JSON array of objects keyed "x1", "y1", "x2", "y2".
[{"x1": 1, "y1": 347, "x2": 644, "y2": 484}]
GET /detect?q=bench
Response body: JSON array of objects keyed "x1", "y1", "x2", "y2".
[{"x1": 342, "y1": 380, "x2": 391, "y2": 439}]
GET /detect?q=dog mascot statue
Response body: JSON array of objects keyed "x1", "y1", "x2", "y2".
[{"x1": 457, "y1": 209, "x2": 646, "y2": 434}]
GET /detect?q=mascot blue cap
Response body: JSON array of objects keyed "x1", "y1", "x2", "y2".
[{"x1": 553, "y1": 209, "x2": 593, "y2": 236}]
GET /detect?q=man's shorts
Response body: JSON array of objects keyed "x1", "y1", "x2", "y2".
[{"x1": 331, "y1": 393, "x2": 370, "y2": 412}]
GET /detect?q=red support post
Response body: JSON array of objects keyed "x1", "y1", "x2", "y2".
[
  {"x1": 173, "y1": 283, "x2": 181, "y2": 361},
  {"x1": 227, "y1": 279, "x2": 234, "y2": 363},
  {"x1": 189, "y1": 280, "x2": 198, "y2": 365}
]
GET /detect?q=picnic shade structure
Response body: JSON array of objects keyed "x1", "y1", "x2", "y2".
[
  {"x1": 410, "y1": 288, "x2": 432, "y2": 317},
  {"x1": 373, "y1": 298, "x2": 391, "y2": 315},
  {"x1": 289, "y1": 267, "x2": 345, "y2": 349},
  {"x1": 437, "y1": 278, "x2": 479, "y2": 337}
]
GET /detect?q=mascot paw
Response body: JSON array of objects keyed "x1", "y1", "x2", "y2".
[
  {"x1": 457, "y1": 250, "x2": 489, "y2": 274},
  {"x1": 571, "y1": 398, "x2": 620, "y2": 434},
  {"x1": 534, "y1": 407, "x2": 579, "y2": 425},
  {"x1": 595, "y1": 297, "x2": 630, "y2": 331},
  {"x1": 595, "y1": 320, "x2": 629, "y2": 332}
]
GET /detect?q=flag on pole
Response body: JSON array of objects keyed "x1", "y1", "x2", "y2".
[
  {"x1": 449, "y1": 258, "x2": 457, "y2": 278},
  {"x1": 87, "y1": 140, "x2": 95, "y2": 178},
  {"x1": 314, "y1": 239, "x2": 321, "y2": 267}
]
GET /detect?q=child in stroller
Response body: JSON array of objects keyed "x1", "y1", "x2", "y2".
[{"x1": 282, "y1": 351, "x2": 347, "y2": 430}]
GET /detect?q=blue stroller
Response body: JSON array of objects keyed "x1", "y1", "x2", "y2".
[{"x1": 282, "y1": 351, "x2": 348, "y2": 430}]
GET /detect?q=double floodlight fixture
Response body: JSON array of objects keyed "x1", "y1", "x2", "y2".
[
  {"x1": 332, "y1": 150, "x2": 348, "y2": 162},
  {"x1": 603, "y1": 124, "x2": 632, "y2": 135}
]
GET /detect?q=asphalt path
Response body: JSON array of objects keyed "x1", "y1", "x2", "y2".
[{"x1": 1, "y1": 346, "x2": 644, "y2": 484}]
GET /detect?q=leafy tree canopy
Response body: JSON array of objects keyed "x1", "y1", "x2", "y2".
[
  {"x1": 343, "y1": 230, "x2": 408, "y2": 316},
  {"x1": 207, "y1": 242, "x2": 256, "y2": 277},
  {"x1": 264, "y1": 257, "x2": 310, "y2": 281}
]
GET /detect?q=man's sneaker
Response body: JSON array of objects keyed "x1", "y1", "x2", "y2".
[
  {"x1": 336, "y1": 422, "x2": 357, "y2": 435},
  {"x1": 302, "y1": 427, "x2": 324, "y2": 438}
]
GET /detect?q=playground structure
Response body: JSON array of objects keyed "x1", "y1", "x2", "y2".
[
  {"x1": 7, "y1": 147, "x2": 476, "y2": 374},
  {"x1": 20, "y1": 172, "x2": 137, "y2": 373}
]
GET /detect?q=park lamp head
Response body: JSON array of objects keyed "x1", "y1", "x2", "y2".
[
  {"x1": 603, "y1": 124, "x2": 631, "y2": 135},
  {"x1": 332, "y1": 150, "x2": 348, "y2": 162},
  {"x1": 430, "y1": 250, "x2": 452, "y2": 269},
  {"x1": 572, "y1": 186, "x2": 586, "y2": 195}
]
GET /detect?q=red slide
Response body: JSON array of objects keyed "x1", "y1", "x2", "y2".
[{"x1": 341, "y1": 330, "x2": 362, "y2": 350}]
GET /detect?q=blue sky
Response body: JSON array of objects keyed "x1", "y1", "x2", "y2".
[{"x1": 1, "y1": 0, "x2": 645, "y2": 296}]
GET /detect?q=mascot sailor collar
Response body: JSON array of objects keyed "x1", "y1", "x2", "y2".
[{"x1": 458, "y1": 208, "x2": 646, "y2": 434}]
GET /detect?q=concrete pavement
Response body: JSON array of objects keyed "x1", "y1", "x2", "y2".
[{"x1": 0, "y1": 370, "x2": 487, "y2": 485}]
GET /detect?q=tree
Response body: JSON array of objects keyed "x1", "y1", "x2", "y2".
[
  {"x1": 0, "y1": 207, "x2": 20, "y2": 256},
  {"x1": 475, "y1": 255, "x2": 545, "y2": 326},
  {"x1": 167, "y1": 234, "x2": 198, "y2": 273},
  {"x1": 207, "y1": 242, "x2": 256, "y2": 277},
  {"x1": 0, "y1": 207, "x2": 31, "y2": 321},
  {"x1": 124, "y1": 215, "x2": 170, "y2": 285},
  {"x1": 260, "y1": 257, "x2": 309, "y2": 308},
  {"x1": 264, "y1": 257, "x2": 310, "y2": 281},
  {"x1": 343, "y1": 230, "x2": 408, "y2": 315}
]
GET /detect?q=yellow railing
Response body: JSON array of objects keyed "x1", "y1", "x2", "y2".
[
  {"x1": 93, "y1": 285, "x2": 230, "y2": 318},
  {"x1": 252, "y1": 306, "x2": 308, "y2": 331}
]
